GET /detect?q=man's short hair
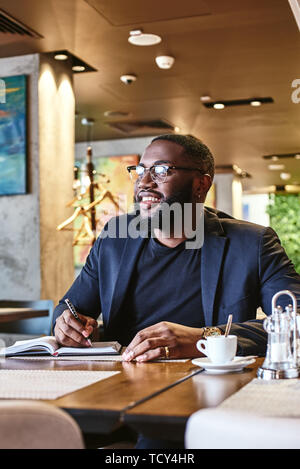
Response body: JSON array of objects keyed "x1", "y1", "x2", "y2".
[{"x1": 151, "y1": 134, "x2": 215, "y2": 179}]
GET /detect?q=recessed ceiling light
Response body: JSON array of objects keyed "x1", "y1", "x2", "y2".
[
  {"x1": 103, "y1": 110, "x2": 130, "y2": 117},
  {"x1": 268, "y1": 164, "x2": 285, "y2": 170},
  {"x1": 129, "y1": 29, "x2": 143, "y2": 36},
  {"x1": 47, "y1": 50, "x2": 97, "y2": 73},
  {"x1": 120, "y1": 74, "x2": 137, "y2": 84},
  {"x1": 200, "y1": 95, "x2": 212, "y2": 102},
  {"x1": 203, "y1": 97, "x2": 273, "y2": 109},
  {"x1": 250, "y1": 100, "x2": 262, "y2": 107},
  {"x1": 280, "y1": 172, "x2": 291, "y2": 180},
  {"x1": 213, "y1": 103, "x2": 225, "y2": 109},
  {"x1": 54, "y1": 53, "x2": 68, "y2": 61},
  {"x1": 81, "y1": 117, "x2": 94, "y2": 126},
  {"x1": 128, "y1": 31, "x2": 162, "y2": 46},
  {"x1": 295, "y1": 154, "x2": 300, "y2": 159},
  {"x1": 72, "y1": 65, "x2": 86, "y2": 72},
  {"x1": 174, "y1": 126, "x2": 181, "y2": 133}
]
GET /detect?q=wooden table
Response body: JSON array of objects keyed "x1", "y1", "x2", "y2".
[
  {"x1": 0, "y1": 358, "x2": 201, "y2": 435},
  {"x1": 0, "y1": 357, "x2": 262, "y2": 442},
  {"x1": 0, "y1": 308, "x2": 49, "y2": 323},
  {"x1": 123, "y1": 358, "x2": 263, "y2": 442}
]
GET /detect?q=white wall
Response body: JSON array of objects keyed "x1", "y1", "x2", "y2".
[{"x1": 242, "y1": 194, "x2": 270, "y2": 226}]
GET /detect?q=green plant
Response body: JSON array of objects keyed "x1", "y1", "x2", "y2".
[{"x1": 266, "y1": 193, "x2": 300, "y2": 274}]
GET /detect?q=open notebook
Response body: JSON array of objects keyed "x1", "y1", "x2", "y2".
[{"x1": 2, "y1": 336, "x2": 122, "y2": 357}]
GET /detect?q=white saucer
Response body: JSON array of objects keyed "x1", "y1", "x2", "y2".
[{"x1": 191, "y1": 357, "x2": 256, "y2": 374}]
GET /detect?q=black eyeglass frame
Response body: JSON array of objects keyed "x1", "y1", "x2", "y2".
[{"x1": 127, "y1": 164, "x2": 210, "y2": 183}]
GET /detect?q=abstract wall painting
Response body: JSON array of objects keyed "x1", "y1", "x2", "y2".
[{"x1": 0, "y1": 75, "x2": 27, "y2": 196}]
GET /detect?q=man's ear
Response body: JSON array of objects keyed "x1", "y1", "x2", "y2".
[{"x1": 194, "y1": 174, "x2": 212, "y2": 202}]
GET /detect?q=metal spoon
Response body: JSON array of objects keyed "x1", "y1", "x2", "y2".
[
  {"x1": 224, "y1": 314, "x2": 233, "y2": 337},
  {"x1": 233, "y1": 355, "x2": 258, "y2": 362}
]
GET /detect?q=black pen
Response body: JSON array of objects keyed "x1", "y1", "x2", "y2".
[{"x1": 64, "y1": 298, "x2": 92, "y2": 345}]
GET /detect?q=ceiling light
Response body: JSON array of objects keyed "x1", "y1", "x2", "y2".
[
  {"x1": 174, "y1": 126, "x2": 181, "y2": 133},
  {"x1": 250, "y1": 100, "x2": 262, "y2": 107},
  {"x1": 54, "y1": 53, "x2": 68, "y2": 61},
  {"x1": 81, "y1": 118, "x2": 94, "y2": 126},
  {"x1": 213, "y1": 103, "x2": 225, "y2": 109},
  {"x1": 103, "y1": 110, "x2": 130, "y2": 117},
  {"x1": 129, "y1": 29, "x2": 143, "y2": 36},
  {"x1": 203, "y1": 97, "x2": 273, "y2": 109},
  {"x1": 47, "y1": 50, "x2": 97, "y2": 73},
  {"x1": 268, "y1": 164, "x2": 285, "y2": 170},
  {"x1": 155, "y1": 55, "x2": 175, "y2": 69},
  {"x1": 200, "y1": 95, "x2": 212, "y2": 102},
  {"x1": 263, "y1": 152, "x2": 300, "y2": 160},
  {"x1": 216, "y1": 164, "x2": 251, "y2": 178},
  {"x1": 128, "y1": 31, "x2": 161, "y2": 46},
  {"x1": 280, "y1": 172, "x2": 291, "y2": 180},
  {"x1": 120, "y1": 74, "x2": 137, "y2": 85},
  {"x1": 72, "y1": 65, "x2": 86, "y2": 72}
]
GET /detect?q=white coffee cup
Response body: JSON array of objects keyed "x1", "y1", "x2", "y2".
[{"x1": 196, "y1": 335, "x2": 237, "y2": 364}]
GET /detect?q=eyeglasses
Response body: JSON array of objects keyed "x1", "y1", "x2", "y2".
[{"x1": 127, "y1": 164, "x2": 210, "y2": 184}]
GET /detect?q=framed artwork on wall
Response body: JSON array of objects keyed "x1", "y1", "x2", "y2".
[
  {"x1": 0, "y1": 74, "x2": 27, "y2": 196},
  {"x1": 73, "y1": 153, "x2": 139, "y2": 269}
]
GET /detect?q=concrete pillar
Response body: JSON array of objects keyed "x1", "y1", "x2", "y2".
[
  {"x1": 213, "y1": 173, "x2": 243, "y2": 219},
  {"x1": 0, "y1": 53, "x2": 75, "y2": 305}
]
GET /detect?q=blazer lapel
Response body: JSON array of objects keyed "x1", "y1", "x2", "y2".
[
  {"x1": 107, "y1": 235, "x2": 145, "y2": 329},
  {"x1": 201, "y1": 210, "x2": 228, "y2": 326}
]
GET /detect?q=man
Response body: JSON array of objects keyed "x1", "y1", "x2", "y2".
[
  {"x1": 53, "y1": 134, "x2": 300, "y2": 357},
  {"x1": 53, "y1": 135, "x2": 300, "y2": 446}
]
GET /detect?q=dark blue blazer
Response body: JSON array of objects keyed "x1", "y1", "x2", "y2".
[{"x1": 53, "y1": 208, "x2": 300, "y2": 355}]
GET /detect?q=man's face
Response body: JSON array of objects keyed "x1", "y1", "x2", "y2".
[{"x1": 134, "y1": 139, "x2": 202, "y2": 220}]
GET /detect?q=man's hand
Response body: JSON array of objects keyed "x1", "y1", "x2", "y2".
[
  {"x1": 122, "y1": 321, "x2": 204, "y2": 362},
  {"x1": 54, "y1": 309, "x2": 98, "y2": 347}
]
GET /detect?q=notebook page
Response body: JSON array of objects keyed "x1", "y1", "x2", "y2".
[
  {"x1": 0, "y1": 369, "x2": 120, "y2": 399},
  {"x1": 3, "y1": 336, "x2": 58, "y2": 356},
  {"x1": 10, "y1": 355, "x2": 189, "y2": 362}
]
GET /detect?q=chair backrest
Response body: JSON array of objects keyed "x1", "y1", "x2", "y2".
[
  {"x1": 0, "y1": 400, "x2": 85, "y2": 449},
  {"x1": 0, "y1": 300, "x2": 54, "y2": 335}
]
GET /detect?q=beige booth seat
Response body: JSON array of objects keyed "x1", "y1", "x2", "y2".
[{"x1": 0, "y1": 400, "x2": 84, "y2": 449}]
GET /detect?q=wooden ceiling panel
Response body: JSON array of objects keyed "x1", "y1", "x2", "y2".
[
  {"x1": 84, "y1": 0, "x2": 211, "y2": 26},
  {"x1": 0, "y1": 0, "x2": 299, "y2": 189}
]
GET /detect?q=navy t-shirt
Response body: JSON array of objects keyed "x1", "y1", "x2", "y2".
[{"x1": 119, "y1": 237, "x2": 204, "y2": 345}]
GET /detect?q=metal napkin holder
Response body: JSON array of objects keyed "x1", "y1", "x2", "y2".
[{"x1": 257, "y1": 290, "x2": 299, "y2": 380}]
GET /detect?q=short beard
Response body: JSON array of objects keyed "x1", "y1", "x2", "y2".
[{"x1": 135, "y1": 184, "x2": 193, "y2": 237}]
